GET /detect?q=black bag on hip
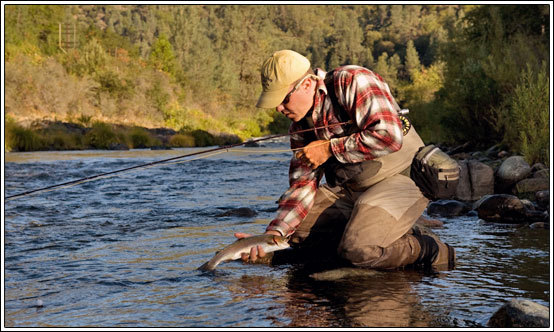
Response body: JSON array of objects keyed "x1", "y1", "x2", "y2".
[{"x1": 410, "y1": 144, "x2": 460, "y2": 201}]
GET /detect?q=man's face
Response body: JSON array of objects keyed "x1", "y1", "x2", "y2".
[{"x1": 275, "y1": 76, "x2": 315, "y2": 122}]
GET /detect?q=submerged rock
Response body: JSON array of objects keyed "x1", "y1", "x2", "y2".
[
  {"x1": 476, "y1": 194, "x2": 549, "y2": 224},
  {"x1": 476, "y1": 194, "x2": 526, "y2": 223},
  {"x1": 215, "y1": 207, "x2": 258, "y2": 218},
  {"x1": 427, "y1": 200, "x2": 470, "y2": 218},
  {"x1": 488, "y1": 299, "x2": 549, "y2": 328}
]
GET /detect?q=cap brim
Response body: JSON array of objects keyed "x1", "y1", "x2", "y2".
[{"x1": 256, "y1": 86, "x2": 289, "y2": 108}]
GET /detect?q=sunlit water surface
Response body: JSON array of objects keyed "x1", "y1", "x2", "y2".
[{"x1": 4, "y1": 141, "x2": 551, "y2": 327}]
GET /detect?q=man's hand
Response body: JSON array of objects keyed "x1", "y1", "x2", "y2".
[
  {"x1": 234, "y1": 230, "x2": 282, "y2": 263},
  {"x1": 295, "y1": 140, "x2": 332, "y2": 169}
]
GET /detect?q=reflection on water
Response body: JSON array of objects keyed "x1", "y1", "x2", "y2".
[{"x1": 3, "y1": 146, "x2": 551, "y2": 327}]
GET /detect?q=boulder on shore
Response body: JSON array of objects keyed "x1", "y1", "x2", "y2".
[
  {"x1": 495, "y1": 156, "x2": 532, "y2": 193},
  {"x1": 487, "y1": 299, "x2": 549, "y2": 328},
  {"x1": 513, "y1": 177, "x2": 550, "y2": 200},
  {"x1": 456, "y1": 160, "x2": 494, "y2": 201}
]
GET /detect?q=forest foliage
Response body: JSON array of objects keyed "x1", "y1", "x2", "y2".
[{"x1": 3, "y1": 4, "x2": 550, "y2": 165}]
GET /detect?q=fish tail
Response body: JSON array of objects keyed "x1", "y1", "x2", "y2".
[{"x1": 197, "y1": 261, "x2": 214, "y2": 271}]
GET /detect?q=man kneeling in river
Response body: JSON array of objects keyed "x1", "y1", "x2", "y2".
[{"x1": 235, "y1": 50, "x2": 455, "y2": 270}]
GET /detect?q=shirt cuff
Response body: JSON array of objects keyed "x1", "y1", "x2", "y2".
[
  {"x1": 329, "y1": 136, "x2": 348, "y2": 163},
  {"x1": 266, "y1": 220, "x2": 293, "y2": 237}
]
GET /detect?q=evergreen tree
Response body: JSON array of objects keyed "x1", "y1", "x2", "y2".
[
  {"x1": 405, "y1": 39, "x2": 421, "y2": 80},
  {"x1": 388, "y1": 53, "x2": 401, "y2": 83},
  {"x1": 149, "y1": 34, "x2": 176, "y2": 75},
  {"x1": 374, "y1": 52, "x2": 391, "y2": 80}
]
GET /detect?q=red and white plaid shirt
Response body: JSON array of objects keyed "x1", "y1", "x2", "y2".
[{"x1": 267, "y1": 65, "x2": 404, "y2": 237}]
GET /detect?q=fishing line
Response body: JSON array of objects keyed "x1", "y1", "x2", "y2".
[{"x1": 5, "y1": 121, "x2": 352, "y2": 201}]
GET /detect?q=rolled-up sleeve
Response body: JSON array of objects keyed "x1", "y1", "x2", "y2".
[
  {"x1": 328, "y1": 68, "x2": 403, "y2": 164},
  {"x1": 266, "y1": 126, "x2": 322, "y2": 237}
]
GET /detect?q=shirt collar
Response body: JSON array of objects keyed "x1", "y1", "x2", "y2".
[
  {"x1": 312, "y1": 68, "x2": 329, "y2": 120},
  {"x1": 314, "y1": 68, "x2": 328, "y2": 95}
]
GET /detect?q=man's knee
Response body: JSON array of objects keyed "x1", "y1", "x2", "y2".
[
  {"x1": 337, "y1": 234, "x2": 421, "y2": 269},
  {"x1": 337, "y1": 242, "x2": 387, "y2": 268}
]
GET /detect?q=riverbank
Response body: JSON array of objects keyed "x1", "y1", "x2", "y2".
[{"x1": 4, "y1": 118, "x2": 244, "y2": 152}]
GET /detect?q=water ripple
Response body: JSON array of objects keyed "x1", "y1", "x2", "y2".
[{"x1": 3, "y1": 148, "x2": 550, "y2": 328}]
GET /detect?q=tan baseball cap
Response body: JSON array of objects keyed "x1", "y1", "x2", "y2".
[{"x1": 256, "y1": 50, "x2": 311, "y2": 108}]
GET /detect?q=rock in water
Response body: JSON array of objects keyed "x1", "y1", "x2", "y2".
[
  {"x1": 427, "y1": 200, "x2": 470, "y2": 217},
  {"x1": 488, "y1": 299, "x2": 549, "y2": 327},
  {"x1": 476, "y1": 194, "x2": 526, "y2": 223},
  {"x1": 215, "y1": 207, "x2": 257, "y2": 217}
]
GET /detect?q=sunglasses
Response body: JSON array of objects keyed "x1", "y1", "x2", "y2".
[
  {"x1": 281, "y1": 74, "x2": 316, "y2": 105},
  {"x1": 282, "y1": 84, "x2": 300, "y2": 105}
]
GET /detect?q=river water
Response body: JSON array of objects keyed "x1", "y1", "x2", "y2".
[{"x1": 3, "y1": 140, "x2": 551, "y2": 327}]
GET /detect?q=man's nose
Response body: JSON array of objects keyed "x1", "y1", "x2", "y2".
[{"x1": 276, "y1": 104, "x2": 285, "y2": 113}]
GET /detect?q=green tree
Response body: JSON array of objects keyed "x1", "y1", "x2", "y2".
[
  {"x1": 78, "y1": 38, "x2": 108, "y2": 75},
  {"x1": 149, "y1": 34, "x2": 176, "y2": 75},
  {"x1": 405, "y1": 39, "x2": 421, "y2": 80}
]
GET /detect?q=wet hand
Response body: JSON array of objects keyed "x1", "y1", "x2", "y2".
[
  {"x1": 234, "y1": 231, "x2": 280, "y2": 263},
  {"x1": 296, "y1": 140, "x2": 332, "y2": 169}
]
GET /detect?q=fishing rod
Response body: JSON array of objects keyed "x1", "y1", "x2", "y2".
[{"x1": 5, "y1": 120, "x2": 352, "y2": 200}]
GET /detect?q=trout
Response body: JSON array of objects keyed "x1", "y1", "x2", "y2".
[{"x1": 198, "y1": 234, "x2": 290, "y2": 271}]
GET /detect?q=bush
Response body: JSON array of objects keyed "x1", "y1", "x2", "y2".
[
  {"x1": 214, "y1": 133, "x2": 243, "y2": 146},
  {"x1": 169, "y1": 134, "x2": 195, "y2": 147},
  {"x1": 84, "y1": 122, "x2": 122, "y2": 149},
  {"x1": 187, "y1": 129, "x2": 216, "y2": 147},
  {"x1": 5, "y1": 119, "x2": 43, "y2": 152},
  {"x1": 44, "y1": 131, "x2": 83, "y2": 150},
  {"x1": 94, "y1": 69, "x2": 134, "y2": 99},
  {"x1": 128, "y1": 127, "x2": 153, "y2": 148},
  {"x1": 77, "y1": 113, "x2": 93, "y2": 127},
  {"x1": 266, "y1": 112, "x2": 290, "y2": 134},
  {"x1": 503, "y1": 63, "x2": 549, "y2": 166}
]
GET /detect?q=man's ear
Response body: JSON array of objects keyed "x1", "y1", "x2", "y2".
[{"x1": 300, "y1": 77, "x2": 315, "y2": 91}]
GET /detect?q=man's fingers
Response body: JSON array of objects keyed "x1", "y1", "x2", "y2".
[
  {"x1": 234, "y1": 232, "x2": 252, "y2": 239},
  {"x1": 257, "y1": 245, "x2": 266, "y2": 258},
  {"x1": 295, "y1": 151, "x2": 316, "y2": 168}
]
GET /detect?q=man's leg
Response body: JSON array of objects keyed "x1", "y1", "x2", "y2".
[
  {"x1": 287, "y1": 184, "x2": 353, "y2": 259},
  {"x1": 337, "y1": 174, "x2": 455, "y2": 270}
]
